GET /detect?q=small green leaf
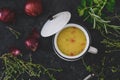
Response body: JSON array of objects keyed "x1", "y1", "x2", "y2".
[
  {"x1": 111, "y1": 66, "x2": 118, "y2": 73},
  {"x1": 86, "y1": 66, "x2": 92, "y2": 72},
  {"x1": 93, "y1": 0, "x2": 99, "y2": 4},
  {"x1": 87, "y1": 0, "x2": 93, "y2": 6},
  {"x1": 78, "y1": 8, "x2": 85, "y2": 16},
  {"x1": 81, "y1": 0, "x2": 86, "y2": 7},
  {"x1": 106, "y1": 0, "x2": 116, "y2": 12},
  {"x1": 100, "y1": 78, "x2": 104, "y2": 80}
]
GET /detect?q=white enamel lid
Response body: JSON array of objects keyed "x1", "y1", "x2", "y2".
[{"x1": 41, "y1": 11, "x2": 71, "y2": 37}]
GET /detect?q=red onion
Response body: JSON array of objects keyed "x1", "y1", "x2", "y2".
[
  {"x1": 25, "y1": 0, "x2": 43, "y2": 16},
  {"x1": 10, "y1": 47, "x2": 21, "y2": 56},
  {"x1": 25, "y1": 28, "x2": 40, "y2": 52},
  {"x1": 0, "y1": 8, "x2": 15, "y2": 23},
  {"x1": 25, "y1": 37, "x2": 39, "y2": 52}
]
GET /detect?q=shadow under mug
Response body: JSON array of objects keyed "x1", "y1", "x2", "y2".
[{"x1": 53, "y1": 23, "x2": 98, "y2": 61}]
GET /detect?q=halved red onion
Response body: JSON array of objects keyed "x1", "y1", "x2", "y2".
[{"x1": 25, "y1": 0, "x2": 43, "y2": 16}]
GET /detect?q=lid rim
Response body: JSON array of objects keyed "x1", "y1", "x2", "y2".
[{"x1": 41, "y1": 11, "x2": 71, "y2": 37}]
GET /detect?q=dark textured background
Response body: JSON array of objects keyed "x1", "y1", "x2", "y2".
[{"x1": 0, "y1": 0, "x2": 119, "y2": 80}]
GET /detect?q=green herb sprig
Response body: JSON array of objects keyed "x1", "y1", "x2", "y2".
[
  {"x1": 101, "y1": 39, "x2": 120, "y2": 53},
  {"x1": 78, "y1": 0, "x2": 120, "y2": 79},
  {"x1": 78, "y1": 0, "x2": 120, "y2": 34},
  {"x1": 78, "y1": 0, "x2": 115, "y2": 16},
  {"x1": 6, "y1": 26, "x2": 20, "y2": 39},
  {"x1": 89, "y1": 8, "x2": 120, "y2": 32},
  {"x1": 82, "y1": 57, "x2": 120, "y2": 80},
  {"x1": 0, "y1": 53, "x2": 62, "y2": 80}
]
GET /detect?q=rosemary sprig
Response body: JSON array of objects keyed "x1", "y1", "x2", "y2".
[
  {"x1": 78, "y1": 0, "x2": 120, "y2": 34},
  {"x1": 86, "y1": 8, "x2": 120, "y2": 33}
]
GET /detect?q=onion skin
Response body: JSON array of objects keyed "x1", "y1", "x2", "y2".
[
  {"x1": 0, "y1": 8, "x2": 15, "y2": 23},
  {"x1": 25, "y1": 0, "x2": 43, "y2": 16},
  {"x1": 10, "y1": 47, "x2": 21, "y2": 56}
]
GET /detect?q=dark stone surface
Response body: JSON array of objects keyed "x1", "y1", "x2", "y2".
[{"x1": 0, "y1": 0, "x2": 119, "y2": 80}]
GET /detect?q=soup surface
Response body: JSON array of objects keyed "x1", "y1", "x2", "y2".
[{"x1": 57, "y1": 27, "x2": 86, "y2": 56}]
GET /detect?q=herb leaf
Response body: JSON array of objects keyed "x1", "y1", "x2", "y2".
[{"x1": 106, "y1": 0, "x2": 116, "y2": 12}]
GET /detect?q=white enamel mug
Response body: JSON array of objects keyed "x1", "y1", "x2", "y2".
[
  {"x1": 41, "y1": 11, "x2": 98, "y2": 61},
  {"x1": 53, "y1": 23, "x2": 98, "y2": 61}
]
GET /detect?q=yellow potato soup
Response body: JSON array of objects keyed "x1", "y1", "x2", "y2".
[{"x1": 57, "y1": 27, "x2": 87, "y2": 56}]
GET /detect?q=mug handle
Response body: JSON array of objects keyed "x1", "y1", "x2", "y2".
[{"x1": 88, "y1": 46, "x2": 98, "y2": 54}]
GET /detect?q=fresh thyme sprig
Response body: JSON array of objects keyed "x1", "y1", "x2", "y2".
[
  {"x1": 101, "y1": 39, "x2": 120, "y2": 53},
  {"x1": 82, "y1": 57, "x2": 120, "y2": 80},
  {"x1": 0, "y1": 53, "x2": 62, "y2": 80}
]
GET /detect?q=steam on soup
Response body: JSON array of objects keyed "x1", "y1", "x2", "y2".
[{"x1": 57, "y1": 27, "x2": 86, "y2": 56}]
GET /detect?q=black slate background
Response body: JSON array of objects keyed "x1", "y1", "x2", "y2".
[{"x1": 0, "y1": 0, "x2": 120, "y2": 80}]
